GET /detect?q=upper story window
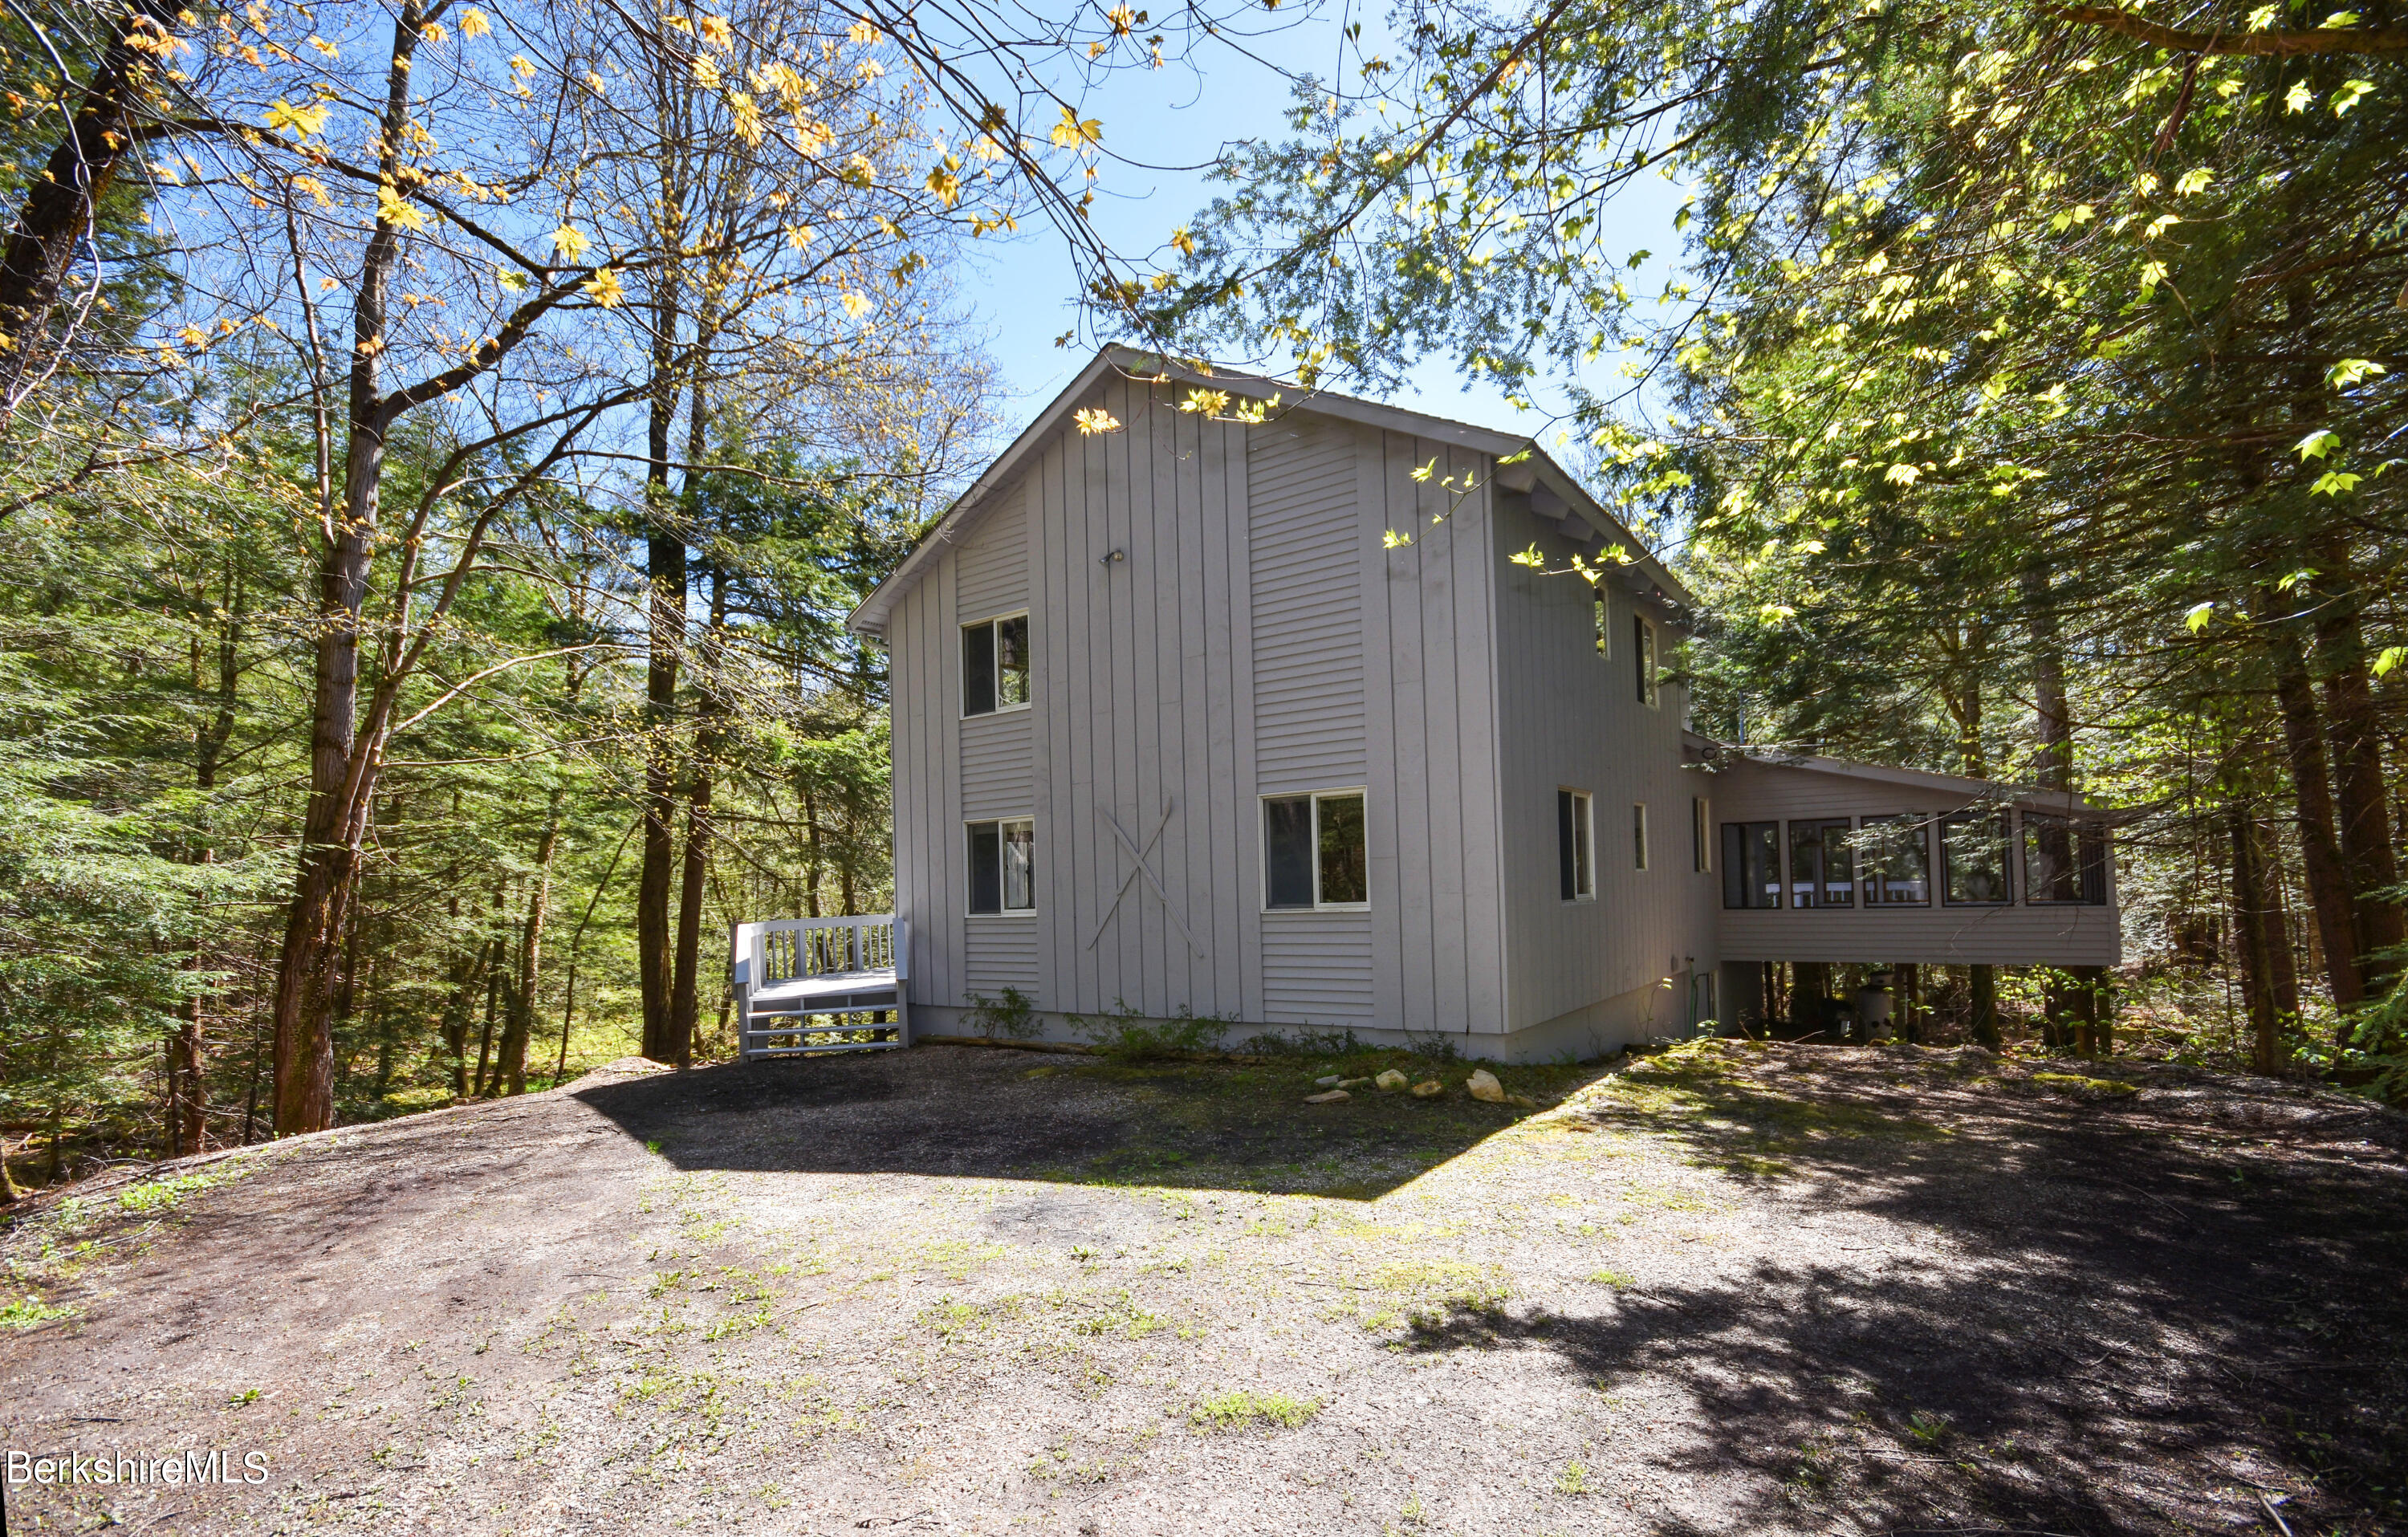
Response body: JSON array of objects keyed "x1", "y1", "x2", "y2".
[
  {"x1": 1788, "y1": 817, "x2": 1853, "y2": 908},
  {"x1": 1942, "y1": 811, "x2": 2012, "y2": 905},
  {"x1": 968, "y1": 818, "x2": 1035, "y2": 914},
  {"x1": 1264, "y1": 791, "x2": 1368, "y2": 910},
  {"x1": 1720, "y1": 821, "x2": 1780, "y2": 909},
  {"x1": 1558, "y1": 790, "x2": 1595, "y2": 901},
  {"x1": 962, "y1": 613, "x2": 1030, "y2": 716},
  {"x1": 2024, "y1": 812, "x2": 2109, "y2": 905},
  {"x1": 1857, "y1": 814, "x2": 1932, "y2": 905},
  {"x1": 1633, "y1": 614, "x2": 1659, "y2": 708}
]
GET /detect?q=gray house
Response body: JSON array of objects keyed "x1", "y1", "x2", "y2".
[{"x1": 844, "y1": 348, "x2": 2117, "y2": 1060}]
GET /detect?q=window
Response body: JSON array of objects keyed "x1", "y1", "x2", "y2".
[
  {"x1": 1592, "y1": 588, "x2": 1612, "y2": 659},
  {"x1": 1558, "y1": 790, "x2": 1594, "y2": 901},
  {"x1": 1788, "y1": 818, "x2": 1854, "y2": 908},
  {"x1": 2024, "y1": 812, "x2": 2109, "y2": 905},
  {"x1": 1263, "y1": 791, "x2": 1368, "y2": 909},
  {"x1": 1632, "y1": 803, "x2": 1649, "y2": 870},
  {"x1": 1633, "y1": 615, "x2": 1658, "y2": 707},
  {"x1": 967, "y1": 818, "x2": 1035, "y2": 914},
  {"x1": 1856, "y1": 814, "x2": 1931, "y2": 905},
  {"x1": 1692, "y1": 796, "x2": 1711, "y2": 873},
  {"x1": 1942, "y1": 811, "x2": 2011, "y2": 905},
  {"x1": 962, "y1": 613, "x2": 1030, "y2": 716},
  {"x1": 1720, "y1": 822, "x2": 1780, "y2": 909}
]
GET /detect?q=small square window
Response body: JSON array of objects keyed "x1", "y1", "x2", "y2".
[
  {"x1": 968, "y1": 818, "x2": 1035, "y2": 913},
  {"x1": 1265, "y1": 791, "x2": 1368, "y2": 909},
  {"x1": 1558, "y1": 790, "x2": 1594, "y2": 901},
  {"x1": 962, "y1": 614, "x2": 1030, "y2": 716}
]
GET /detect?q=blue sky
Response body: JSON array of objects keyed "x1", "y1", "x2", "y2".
[{"x1": 946, "y1": 10, "x2": 1690, "y2": 445}]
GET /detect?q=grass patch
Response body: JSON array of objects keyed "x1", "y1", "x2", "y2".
[
  {"x1": 1189, "y1": 1389, "x2": 1320, "y2": 1432},
  {"x1": 1588, "y1": 1269, "x2": 1636, "y2": 1287},
  {"x1": 1, "y1": 1293, "x2": 71, "y2": 1329},
  {"x1": 2028, "y1": 1071, "x2": 2141, "y2": 1097}
]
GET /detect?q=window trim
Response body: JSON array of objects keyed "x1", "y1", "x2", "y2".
[
  {"x1": 2021, "y1": 811, "x2": 2110, "y2": 906},
  {"x1": 1559, "y1": 788, "x2": 1596, "y2": 902},
  {"x1": 959, "y1": 611, "x2": 1032, "y2": 719},
  {"x1": 966, "y1": 815, "x2": 1037, "y2": 916},
  {"x1": 1940, "y1": 810, "x2": 2014, "y2": 907},
  {"x1": 1857, "y1": 812, "x2": 1934, "y2": 908},
  {"x1": 1632, "y1": 802, "x2": 1650, "y2": 872},
  {"x1": 1260, "y1": 788, "x2": 1371, "y2": 912},
  {"x1": 1720, "y1": 820, "x2": 1781, "y2": 909},
  {"x1": 1787, "y1": 816, "x2": 1854, "y2": 908},
  {"x1": 1633, "y1": 613, "x2": 1659, "y2": 709}
]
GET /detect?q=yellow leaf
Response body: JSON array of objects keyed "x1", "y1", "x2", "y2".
[
  {"x1": 1073, "y1": 407, "x2": 1122, "y2": 435},
  {"x1": 263, "y1": 98, "x2": 329, "y2": 139},
  {"x1": 848, "y1": 18, "x2": 878, "y2": 43},
  {"x1": 582, "y1": 266, "x2": 624, "y2": 307},
  {"x1": 308, "y1": 34, "x2": 338, "y2": 57},
  {"x1": 459, "y1": 7, "x2": 491, "y2": 39},
  {"x1": 376, "y1": 183, "x2": 429, "y2": 232},
  {"x1": 691, "y1": 54, "x2": 720, "y2": 87},
  {"x1": 177, "y1": 323, "x2": 207, "y2": 346},
  {"x1": 551, "y1": 225, "x2": 592, "y2": 261},
  {"x1": 698, "y1": 13, "x2": 731, "y2": 46},
  {"x1": 840, "y1": 292, "x2": 871, "y2": 318},
  {"x1": 1169, "y1": 226, "x2": 1195, "y2": 257}
]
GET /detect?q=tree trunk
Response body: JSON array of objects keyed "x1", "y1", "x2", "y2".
[
  {"x1": 266, "y1": 3, "x2": 425, "y2": 1135},
  {"x1": 1896, "y1": 962, "x2": 1919, "y2": 1044},
  {"x1": 2311, "y1": 546, "x2": 2405, "y2": 994},
  {"x1": 0, "y1": 1, "x2": 179, "y2": 418},
  {"x1": 1969, "y1": 966, "x2": 1999, "y2": 1048},
  {"x1": 500, "y1": 788, "x2": 563, "y2": 1096},
  {"x1": 2229, "y1": 800, "x2": 2282, "y2": 1074},
  {"x1": 669, "y1": 571, "x2": 727, "y2": 1068},
  {"x1": 2260, "y1": 595, "x2": 2365, "y2": 1015}
]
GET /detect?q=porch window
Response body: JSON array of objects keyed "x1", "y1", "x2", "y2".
[
  {"x1": 968, "y1": 818, "x2": 1035, "y2": 914},
  {"x1": 962, "y1": 613, "x2": 1031, "y2": 716},
  {"x1": 1942, "y1": 811, "x2": 2012, "y2": 905},
  {"x1": 2024, "y1": 812, "x2": 2109, "y2": 905},
  {"x1": 1264, "y1": 791, "x2": 1368, "y2": 909},
  {"x1": 1633, "y1": 614, "x2": 1659, "y2": 707},
  {"x1": 1856, "y1": 814, "x2": 1931, "y2": 905},
  {"x1": 1558, "y1": 790, "x2": 1594, "y2": 901},
  {"x1": 1719, "y1": 821, "x2": 1780, "y2": 909},
  {"x1": 1788, "y1": 818, "x2": 1854, "y2": 908}
]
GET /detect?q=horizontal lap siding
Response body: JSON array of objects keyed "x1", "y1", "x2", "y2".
[
  {"x1": 960, "y1": 713, "x2": 1032, "y2": 819},
  {"x1": 965, "y1": 918, "x2": 1041, "y2": 996},
  {"x1": 944, "y1": 486, "x2": 1039, "y2": 1002},
  {"x1": 1710, "y1": 761, "x2": 2121, "y2": 966},
  {"x1": 1249, "y1": 418, "x2": 1373, "y2": 1023},
  {"x1": 1251, "y1": 421, "x2": 1366, "y2": 794}
]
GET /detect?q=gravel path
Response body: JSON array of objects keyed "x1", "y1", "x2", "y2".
[{"x1": 4, "y1": 1039, "x2": 2403, "y2": 1535}]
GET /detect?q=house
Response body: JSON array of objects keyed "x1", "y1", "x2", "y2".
[{"x1": 844, "y1": 348, "x2": 2118, "y2": 1060}]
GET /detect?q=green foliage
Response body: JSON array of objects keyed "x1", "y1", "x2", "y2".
[
  {"x1": 1187, "y1": 1389, "x2": 1320, "y2": 1431},
  {"x1": 965, "y1": 986, "x2": 1041, "y2": 1041},
  {"x1": 1071, "y1": 1001, "x2": 1235, "y2": 1062}
]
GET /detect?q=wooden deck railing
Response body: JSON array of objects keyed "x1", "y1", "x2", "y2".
[{"x1": 730, "y1": 915, "x2": 910, "y2": 1060}]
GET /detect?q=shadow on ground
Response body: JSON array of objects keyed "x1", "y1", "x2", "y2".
[{"x1": 571, "y1": 1041, "x2": 1612, "y2": 1200}]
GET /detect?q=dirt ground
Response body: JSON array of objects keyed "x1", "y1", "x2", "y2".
[{"x1": 4, "y1": 1038, "x2": 2405, "y2": 1536}]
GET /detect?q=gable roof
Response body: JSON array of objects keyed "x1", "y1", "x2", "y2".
[{"x1": 847, "y1": 344, "x2": 1695, "y2": 638}]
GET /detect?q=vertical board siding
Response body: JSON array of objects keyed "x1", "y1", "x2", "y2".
[
  {"x1": 1248, "y1": 417, "x2": 1375, "y2": 1023},
  {"x1": 1489, "y1": 495, "x2": 1715, "y2": 1032},
  {"x1": 959, "y1": 714, "x2": 1034, "y2": 818},
  {"x1": 1249, "y1": 420, "x2": 1368, "y2": 792},
  {"x1": 1357, "y1": 431, "x2": 1509, "y2": 1035},
  {"x1": 950, "y1": 487, "x2": 1038, "y2": 994}
]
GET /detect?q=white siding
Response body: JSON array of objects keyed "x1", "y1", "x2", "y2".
[
  {"x1": 955, "y1": 485, "x2": 1028, "y2": 623},
  {"x1": 1249, "y1": 419, "x2": 1366, "y2": 791},
  {"x1": 1489, "y1": 495, "x2": 1720, "y2": 1035}
]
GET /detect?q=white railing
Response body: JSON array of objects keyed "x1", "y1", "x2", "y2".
[{"x1": 731, "y1": 915, "x2": 911, "y2": 1060}]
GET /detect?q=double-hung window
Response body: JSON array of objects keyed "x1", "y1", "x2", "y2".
[
  {"x1": 962, "y1": 613, "x2": 1030, "y2": 716},
  {"x1": 1263, "y1": 791, "x2": 1369, "y2": 909},
  {"x1": 1557, "y1": 790, "x2": 1595, "y2": 901},
  {"x1": 967, "y1": 818, "x2": 1035, "y2": 914},
  {"x1": 1720, "y1": 822, "x2": 1780, "y2": 909},
  {"x1": 1942, "y1": 811, "x2": 2012, "y2": 905},
  {"x1": 1633, "y1": 615, "x2": 1659, "y2": 707},
  {"x1": 1857, "y1": 814, "x2": 1931, "y2": 905},
  {"x1": 2023, "y1": 811, "x2": 2109, "y2": 905},
  {"x1": 1788, "y1": 818, "x2": 1853, "y2": 908}
]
